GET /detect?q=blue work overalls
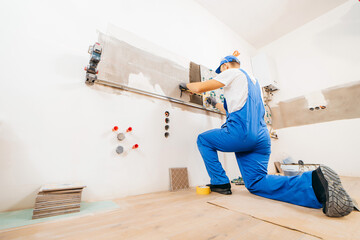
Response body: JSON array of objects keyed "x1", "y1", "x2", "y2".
[{"x1": 197, "y1": 69, "x2": 322, "y2": 209}]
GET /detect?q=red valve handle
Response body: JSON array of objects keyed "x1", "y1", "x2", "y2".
[
  {"x1": 112, "y1": 126, "x2": 119, "y2": 132},
  {"x1": 132, "y1": 144, "x2": 139, "y2": 149},
  {"x1": 126, "y1": 127, "x2": 132, "y2": 132}
]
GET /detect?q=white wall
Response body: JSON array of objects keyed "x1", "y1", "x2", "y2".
[
  {"x1": 258, "y1": 0, "x2": 360, "y2": 176},
  {"x1": 0, "y1": 0, "x2": 256, "y2": 211}
]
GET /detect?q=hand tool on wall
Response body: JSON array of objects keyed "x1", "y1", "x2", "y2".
[{"x1": 179, "y1": 83, "x2": 203, "y2": 98}]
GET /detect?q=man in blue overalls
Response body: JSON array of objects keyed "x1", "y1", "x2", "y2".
[{"x1": 179, "y1": 55, "x2": 354, "y2": 217}]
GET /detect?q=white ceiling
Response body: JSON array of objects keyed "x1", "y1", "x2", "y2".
[{"x1": 195, "y1": 0, "x2": 348, "y2": 48}]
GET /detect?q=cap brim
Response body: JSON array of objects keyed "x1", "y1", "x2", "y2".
[{"x1": 215, "y1": 66, "x2": 221, "y2": 74}]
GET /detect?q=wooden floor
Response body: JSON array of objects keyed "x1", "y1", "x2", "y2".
[{"x1": 0, "y1": 184, "x2": 322, "y2": 240}]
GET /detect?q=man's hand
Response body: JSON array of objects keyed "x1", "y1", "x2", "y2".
[
  {"x1": 179, "y1": 83, "x2": 189, "y2": 91},
  {"x1": 206, "y1": 96, "x2": 217, "y2": 108}
]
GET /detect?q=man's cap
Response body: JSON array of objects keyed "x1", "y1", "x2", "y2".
[{"x1": 215, "y1": 55, "x2": 240, "y2": 74}]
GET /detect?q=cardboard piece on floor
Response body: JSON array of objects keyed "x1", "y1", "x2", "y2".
[
  {"x1": 353, "y1": 199, "x2": 360, "y2": 211},
  {"x1": 208, "y1": 178, "x2": 360, "y2": 240},
  {"x1": 0, "y1": 201, "x2": 119, "y2": 231}
]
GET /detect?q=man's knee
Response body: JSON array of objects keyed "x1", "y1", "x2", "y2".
[
  {"x1": 244, "y1": 176, "x2": 264, "y2": 194},
  {"x1": 246, "y1": 184, "x2": 257, "y2": 194}
]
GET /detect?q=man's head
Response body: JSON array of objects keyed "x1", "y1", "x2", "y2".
[{"x1": 215, "y1": 55, "x2": 240, "y2": 74}]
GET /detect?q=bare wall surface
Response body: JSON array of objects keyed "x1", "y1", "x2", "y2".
[
  {"x1": 260, "y1": 0, "x2": 360, "y2": 103},
  {"x1": 260, "y1": 0, "x2": 360, "y2": 176},
  {"x1": 0, "y1": 0, "x2": 255, "y2": 212}
]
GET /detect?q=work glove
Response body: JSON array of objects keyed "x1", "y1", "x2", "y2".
[
  {"x1": 206, "y1": 96, "x2": 217, "y2": 107},
  {"x1": 179, "y1": 83, "x2": 189, "y2": 91}
]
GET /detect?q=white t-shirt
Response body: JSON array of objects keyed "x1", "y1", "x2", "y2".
[{"x1": 214, "y1": 68, "x2": 257, "y2": 113}]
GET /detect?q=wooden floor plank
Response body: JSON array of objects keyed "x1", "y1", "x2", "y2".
[{"x1": 0, "y1": 185, "x2": 322, "y2": 240}]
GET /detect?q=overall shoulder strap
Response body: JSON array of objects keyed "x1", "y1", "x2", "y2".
[{"x1": 239, "y1": 68, "x2": 249, "y2": 78}]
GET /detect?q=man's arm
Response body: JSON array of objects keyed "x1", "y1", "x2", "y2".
[
  {"x1": 186, "y1": 79, "x2": 225, "y2": 94},
  {"x1": 215, "y1": 102, "x2": 226, "y2": 114},
  {"x1": 206, "y1": 96, "x2": 226, "y2": 114}
]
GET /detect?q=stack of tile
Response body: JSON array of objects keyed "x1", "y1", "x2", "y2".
[{"x1": 32, "y1": 183, "x2": 86, "y2": 219}]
